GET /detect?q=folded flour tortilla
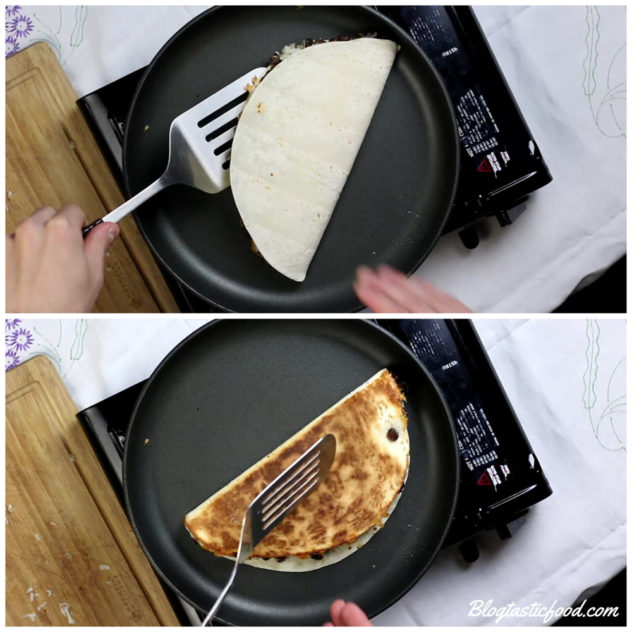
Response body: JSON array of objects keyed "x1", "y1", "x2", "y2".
[
  {"x1": 229, "y1": 38, "x2": 398, "y2": 281},
  {"x1": 184, "y1": 369, "x2": 409, "y2": 567}
]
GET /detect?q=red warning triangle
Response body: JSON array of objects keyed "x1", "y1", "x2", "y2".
[
  {"x1": 477, "y1": 158, "x2": 492, "y2": 173},
  {"x1": 477, "y1": 471, "x2": 492, "y2": 486}
]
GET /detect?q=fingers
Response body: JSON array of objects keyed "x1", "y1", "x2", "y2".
[
  {"x1": 16, "y1": 204, "x2": 86, "y2": 235},
  {"x1": 84, "y1": 222, "x2": 119, "y2": 284},
  {"x1": 354, "y1": 264, "x2": 471, "y2": 313},
  {"x1": 355, "y1": 265, "x2": 433, "y2": 312},
  {"x1": 325, "y1": 600, "x2": 372, "y2": 627},
  {"x1": 54, "y1": 204, "x2": 87, "y2": 228},
  {"x1": 375, "y1": 265, "x2": 436, "y2": 312},
  {"x1": 6, "y1": 234, "x2": 18, "y2": 311},
  {"x1": 6, "y1": 204, "x2": 114, "y2": 312},
  {"x1": 23, "y1": 205, "x2": 57, "y2": 226},
  {"x1": 13, "y1": 205, "x2": 86, "y2": 254},
  {"x1": 338, "y1": 602, "x2": 372, "y2": 626},
  {"x1": 354, "y1": 266, "x2": 412, "y2": 312},
  {"x1": 43, "y1": 204, "x2": 88, "y2": 243},
  {"x1": 329, "y1": 599, "x2": 346, "y2": 625},
  {"x1": 11, "y1": 206, "x2": 58, "y2": 254}
]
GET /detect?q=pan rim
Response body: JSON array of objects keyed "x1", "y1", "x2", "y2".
[
  {"x1": 122, "y1": 319, "x2": 460, "y2": 624},
  {"x1": 121, "y1": 6, "x2": 460, "y2": 312}
]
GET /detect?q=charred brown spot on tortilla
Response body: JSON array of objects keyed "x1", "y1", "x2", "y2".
[
  {"x1": 184, "y1": 370, "x2": 408, "y2": 560},
  {"x1": 388, "y1": 369, "x2": 410, "y2": 397},
  {"x1": 387, "y1": 428, "x2": 399, "y2": 441}
]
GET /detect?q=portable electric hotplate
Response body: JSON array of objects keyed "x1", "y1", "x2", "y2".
[
  {"x1": 79, "y1": 6, "x2": 551, "y2": 312},
  {"x1": 79, "y1": 319, "x2": 552, "y2": 625}
]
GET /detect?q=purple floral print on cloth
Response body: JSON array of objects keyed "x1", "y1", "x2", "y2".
[
  {"x1": 5, "y1": 319, "x2": 34, "y2": 371},
  {"x1": 5, "y1": 347, "x2": 19, "y2": 371},
  {"x1": 5, "y1": 6, "x2": 22, "y2": 18},
  {"x1": 5, "y1": 318, "x2": 22, "y2": 330},
  {"x1": 5, "y1": 6, "x2": 33, "y2": 58},
  {"x1": 8, "y1": 328, "x2": 34, "y2": 351},
  {"x1": 7, "y1": 13, "x2": 33, "y2": 38},
  {"x1": 5, "y1": 34, "x2": 19, "y2": 57}
]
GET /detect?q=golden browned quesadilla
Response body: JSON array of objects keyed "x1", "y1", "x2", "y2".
[{"x1": 184, "y1": 369, "x2": 409, "y2": 562}]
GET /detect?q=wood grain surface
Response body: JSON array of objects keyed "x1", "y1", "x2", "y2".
[
  {"x1": 5, "y1": 355, "x2": 180, "y2": 625},
  {"x1": 5, "y1": 42, "x2": 179, "y2": 313}
]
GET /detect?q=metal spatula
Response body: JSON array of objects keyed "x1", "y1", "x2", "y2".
[
  {"x1": 201, "y1": 433, "x2": 336, "y2": 627},
  {"x1": 82, "y1": 66, "x2": 268, "y2": 237}
]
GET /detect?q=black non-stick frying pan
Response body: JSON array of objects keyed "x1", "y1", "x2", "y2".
[
  {"x1": 123, "y1": 6, "x2": 459, "y2": 312},
  {"x1": 123, "y1": 320, "x2": 459, "y2": 625}
]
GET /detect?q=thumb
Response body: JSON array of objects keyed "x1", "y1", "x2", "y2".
[
  {"x1": 340, "y1": 602, "x2": 372, "y2": 626},
  {"x1": 84, "y1": 222, "x2": 119, "y2": 282}
]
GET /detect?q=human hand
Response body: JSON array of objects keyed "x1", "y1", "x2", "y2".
[
  {"x1": 6, "y1": 204, "x2": 119, "y2": 313},
  {"x1": 354, "y1": 265, "x2": 471, "y2": 313},
  {"x1": 323, "y1": 600, "x2": 372, "y2": 626}
]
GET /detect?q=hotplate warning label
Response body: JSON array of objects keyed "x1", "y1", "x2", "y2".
[
  {"x1": 477, "y1": 464, "x2": 511, "y2": 489},
  {"x1": 477, "y1": 151, "x2": 511, "y2": 176}
]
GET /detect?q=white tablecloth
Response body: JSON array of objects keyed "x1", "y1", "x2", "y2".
[
  {"x1": 6, "y1": 316, "x2": 626, "y2": 625},
  {"x1": 5, "y1": 5, "x2": 626, "y2": 312}
]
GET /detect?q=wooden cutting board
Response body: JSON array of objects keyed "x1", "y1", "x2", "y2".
[
  {"x1": 5, "y1": 42, "x2": 180, "y2": 313},
  {"x1": 5, "y1": 355, "x2": 181, "y2": 626}
]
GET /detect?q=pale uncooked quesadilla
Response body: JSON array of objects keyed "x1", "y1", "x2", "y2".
[
  {"x1": 184, "y1": 369, "x2": 409, "y2": 569},
  {"x1": 229, "y1": 38, "x2": 398, "y2": 282}
]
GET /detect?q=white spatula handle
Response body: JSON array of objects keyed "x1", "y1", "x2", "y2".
[{"x1": 82, "y1": 175, "x2": 169, "y2": 237}]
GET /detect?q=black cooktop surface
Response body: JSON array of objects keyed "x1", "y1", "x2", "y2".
[{"x1": 78, "y1": 6, "x2": 552, "y2": 311}]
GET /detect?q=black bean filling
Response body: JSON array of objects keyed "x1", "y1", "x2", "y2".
[{"x1": 268, "y1": 32, "x2": 378, "y2": 69}]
